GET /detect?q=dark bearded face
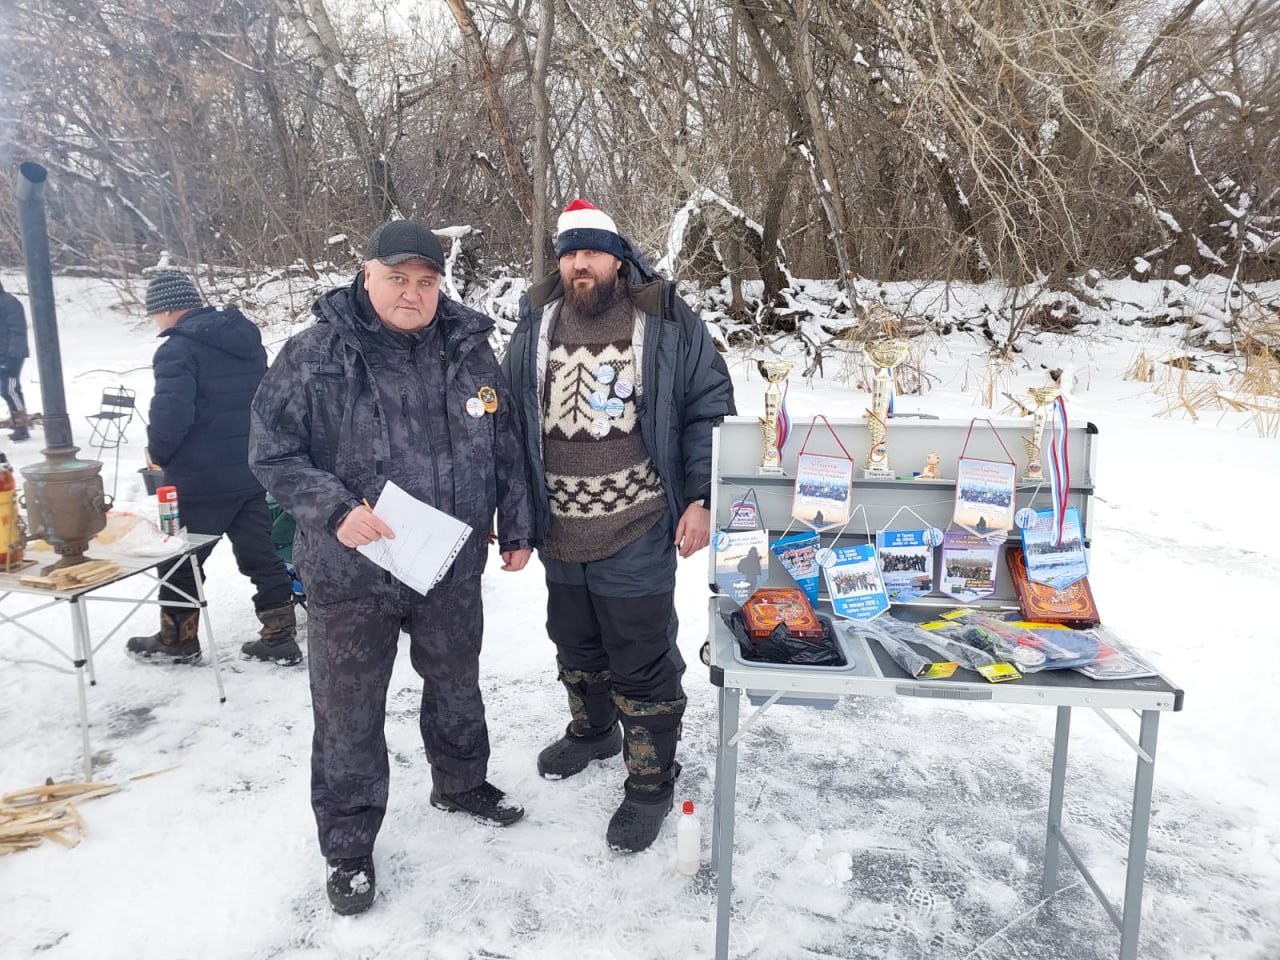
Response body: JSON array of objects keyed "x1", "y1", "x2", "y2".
[{"x1": 559, "y1": 249, "x2": 621, "y2": 316}]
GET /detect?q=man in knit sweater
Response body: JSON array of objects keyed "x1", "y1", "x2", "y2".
[{"x1": 504, "y1": 200, "x2": 735, "y2": 853}]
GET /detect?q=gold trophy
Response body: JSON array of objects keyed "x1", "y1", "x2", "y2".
[
  {"x1": 756, "y1": 359, "x2": 794, "y2": 474},
  {"x1": 862, "y1": 339, "x2": 910, "y2": 479},
  {"x1": 1022, "y1": 385, "x2": 1061, "y2": 481}
]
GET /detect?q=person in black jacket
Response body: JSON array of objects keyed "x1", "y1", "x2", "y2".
[
  {"x1": 126, "y1": 270, "x2": 300, "y2": 667},
  {"x1": 0, "y1": 280, "x2": 30, "y2": 442},
  {"x1": 503, "y1": 200, "x2": 735, "y2": 854}
]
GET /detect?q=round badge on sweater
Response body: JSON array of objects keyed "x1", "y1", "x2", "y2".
[
  {"x1": 596, "y1": 364, "x2": 616, "y2": 385},
  {"x1": 605, "y1": 397, "x2": 625, "y2": 418},
  {"x1": 465, "y1": 397, "x2": 485, "y2": 418},
  {"x1": 589, "y1": 391, "x2": 608, "y2": 411},
  {"x1": 589, "y1": 417, "x2": 610, "y2": 438},
  {"x1": 614, "y1": 378, "x2": 634, "y2": 399}
]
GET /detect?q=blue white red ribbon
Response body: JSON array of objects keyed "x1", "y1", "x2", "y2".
[
  {"x1": 1045, "y1": 396, "x2": 1070, "y2": 545},
  {"x1": 886, "y1": 367, "x2": 896, "y2": 417},
  {"x1": 776, "y1": 381, "x2": 791, "y2": 455}
]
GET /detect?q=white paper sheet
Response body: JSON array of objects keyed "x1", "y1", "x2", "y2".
[{"x1": 356, "y1": 481, "x2": 473, "y2": 595}]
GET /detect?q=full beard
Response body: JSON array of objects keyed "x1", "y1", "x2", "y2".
[{"x1": 564, "y1": 270, "x2": 619, "y2": 316}]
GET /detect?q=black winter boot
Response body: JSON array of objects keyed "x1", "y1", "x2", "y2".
[
  {"x1": 430, "y1": 781, "x2": 525, "y2": 826},
  {"x1": 126, "y1": 610, "x2": 201, "y2": 664},
  {"x1": 241, "y1": 603, "x2": 302, "y2": 665},
  {"x1": 606, "y1": 692, "x2": 686, "y2": 853},
  {"x1": 537, "y1": 661, "x2": 620, "y2": 779},
  {"x1": 537, "y1": 721, "x2": 622, "y2": 779},
  {"x1": 326, "y1": 855, "x2": 376, "y2": 915}
]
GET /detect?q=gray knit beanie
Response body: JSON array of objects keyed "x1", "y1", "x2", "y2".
[{"x1": 145, "y1": 271, "x2": 202, "y2": 315}]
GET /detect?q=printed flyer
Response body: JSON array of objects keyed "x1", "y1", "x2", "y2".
[
  {"x1": 876, "y1": 528, "x2": 935, "y2": 603},
  {"x1": 822, "y1": 544, "x2": 890, "y2": 620},
  {"x1": 770, "y1": 531, "x2": 821, "y2": 604}
]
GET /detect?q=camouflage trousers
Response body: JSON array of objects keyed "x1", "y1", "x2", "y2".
[
  {"x1": 308, "y1": 577, "x2": 489, "y2": 859},
  {"x1": 543, "y1": 512, "x2": 686, "y2": 800}
]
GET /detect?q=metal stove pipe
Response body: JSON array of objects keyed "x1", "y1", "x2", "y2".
[{"x1": 14, "y1": 162, "x2": 107, "y2": 565}]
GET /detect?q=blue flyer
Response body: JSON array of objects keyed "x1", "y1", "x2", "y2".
[
  {"x1": 770, "y1": 531, "x2": 821, "y2": 604},
  {"x1": 822, "y1": 544, "x2": 890, "y2": 620},
  {"x1": 875, "y1": 528, "x2": 935, "y2": 603}
]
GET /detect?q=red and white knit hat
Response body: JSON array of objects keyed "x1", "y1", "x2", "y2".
[{"x1": 554, "y1": 199, "x2": 624, "y2": 259}]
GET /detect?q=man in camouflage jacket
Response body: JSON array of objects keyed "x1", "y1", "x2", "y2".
[{"x1": 250, "y1": 221, "x2": 534, "y2": 916}]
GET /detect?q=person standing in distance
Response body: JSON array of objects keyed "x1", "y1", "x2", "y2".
[
  {"x1": 126, "y1": 270, "x2": 300, "y2": 666},
  {"x1": 0, "y1": 279, "x2": 30, "y2": 442},
  {"x1": 250, "y1": 221, "x2": 535, "y2": 915},
  {"x1": 503, "y1": 200, "x2": 735, "y2": 853}
]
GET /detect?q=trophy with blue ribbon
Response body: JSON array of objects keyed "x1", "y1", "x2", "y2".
[{"x1": 1021, "y1": 385, "x2": 1061, "y2": 481}]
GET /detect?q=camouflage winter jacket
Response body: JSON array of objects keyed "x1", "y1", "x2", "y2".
[
  {"x1": 503, "y1": 245, "x2": 735, "y2": 545},
  {"x1": 249, "y1": 276, "x2": 534, "y2": 603}
]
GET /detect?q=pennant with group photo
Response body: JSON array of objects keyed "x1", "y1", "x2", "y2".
[
  {"x1": 876, "y1": 529, "x2": 936, "y2": 604},
  {"x1": 821, "y1": 544, "x2": 890, "y2": 620},
  {"x1": 1020, "y1": 506, "x2": 1087, "y2": 588},
  {"x1": 938, "y1": 530, "x2": 1001, "y2": 602},
  {"x1": 791, "y1": 416, "x2": 855, "y2": 533},
  {"x1": 953, "y1": 419, "x2": 1019, "y2": 538}
]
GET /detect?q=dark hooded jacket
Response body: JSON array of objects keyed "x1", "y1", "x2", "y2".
[
  {"x1": 0, "y1": 289, "x2": 27, "y2": 363},
  {"x1": 147, "y1": 305, "x2": 266, "y2": 501},
  {"x1": 502, "y1": 241, "x2": 735, "y2": 545},
  {"x1": 249, "y1": 275, "x2": 534, "y2": 604}
]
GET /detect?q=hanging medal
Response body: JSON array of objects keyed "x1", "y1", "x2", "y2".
[
  {"x1": 713, "y1": 488, "x2": 768, "y2": 605},
  {"x1": 953, "y1": 419, "x2": 1018, "y2": 538},
  {"x1": 791, "y1": 415, "x2": 855, "y2": 532}
]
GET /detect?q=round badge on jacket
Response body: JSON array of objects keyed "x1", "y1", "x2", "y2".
[
  {"x1": 465, "y1": 397, "x2": 486, "y2": 418},
  {"x1": 478, "y1": 386, "x2": 498, "y2": 413}
]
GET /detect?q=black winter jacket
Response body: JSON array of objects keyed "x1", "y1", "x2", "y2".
[
  {"x1": 147, "y1": 305, "x2": 267, "y2": 502},
  {"x1": 502, "y1": 247, "x2": 735, "y2": 545},
  {"x1": 249, "y1": 277, "x2": 534, "y2": 603},
  {"x1": 0, "y1": 291, "x2": 28, "y2": 363}
]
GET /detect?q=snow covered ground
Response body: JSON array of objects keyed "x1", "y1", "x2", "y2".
[{"x1": 1, "y1": 271, "x2": 1277, "y2": 960}]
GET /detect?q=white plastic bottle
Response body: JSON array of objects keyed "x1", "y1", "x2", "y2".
[{"x1": 675, "y1": 800, "x2": 700, "y2": 875}]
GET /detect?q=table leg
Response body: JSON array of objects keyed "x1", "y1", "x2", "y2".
[
  {"x1": 712, "y1": 685, "x2": 740, "y2": 960},
  {"x1": 1041, "y1": 705, "x2": 1071, "y2": 897},
  {"x1": 69, "y1": 597, "x2": 94, "y2": 781},
  {"x1": 190, "y1": 554, "x2": 226, "y2": 703},
  {"x1": 1119, "y1": 711, "x2": 1159, "y2": 960}
]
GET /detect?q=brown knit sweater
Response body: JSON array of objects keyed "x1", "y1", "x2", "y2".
[{"x1": 542, "y1": 289, "x2": 665, "y2": 561}]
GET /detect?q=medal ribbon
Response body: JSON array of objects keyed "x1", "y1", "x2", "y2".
[{"x1": 1046, "y1": 397, "x2": 1070, "y2": 545}]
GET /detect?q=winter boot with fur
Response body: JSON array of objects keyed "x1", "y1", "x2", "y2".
[
  {"x1": 126, "y1": 610, "x2": 201, "y2": 664},
  {"x1": 537, "y1": 662, "x2": 622, "y2": 779},
  {"x1": 606, "y1": 693, "x2": 686, "y2": 853},
  {"x1": 241, "y1": 603, "x2": 302, "y2": 665}
]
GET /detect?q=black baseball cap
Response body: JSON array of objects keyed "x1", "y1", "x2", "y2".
[{"x1": 365, "y1": 220, "x2": 445, "y2": 271}]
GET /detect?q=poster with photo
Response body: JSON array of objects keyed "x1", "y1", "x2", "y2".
[
  {"x1": 770, "y1": 531, "x2": 821, "y2": 604},
  {"x1": 822, "y1": 544, "x2": 890, "y2": 620},
  {"x1": 952, "y1": 458, "x2": 1018, "y2": 536},
  {"x1": 1020, "y1": 507, "x2": 1088, "y2": 587},
  {"x1": 792, "y1": 453, "x2": 854, "y2": 531},
  {"x1": 938, "y1": 530, "x2": 1001, "y2": 602},
  {"x1": 876, "y1": 529, "x2": 935, "y2": 603},
  {"x1": 713, "y1": 528, "x2": 769, "y2": 605}
]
